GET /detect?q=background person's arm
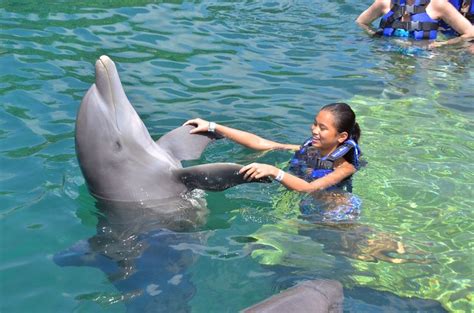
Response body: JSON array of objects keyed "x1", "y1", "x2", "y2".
[
  {"x1": 355, "y1": 0, "x2": 390, "y2": 35},
  {"x1": 428, "y1": 0, "x2": 474, "y2": 48},
  {"x1": 429, "y1": 35, "x2": 474, "y2": 48},
  {"x1": 430, "y1": 0, "x2": 474, "y2": 37}
]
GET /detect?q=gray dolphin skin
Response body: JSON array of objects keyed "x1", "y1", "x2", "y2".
[
  {"x1": 75, "y1": 55, "x2": 268, "y2": 204},
  {"x1": 242, "y1": 280, "x2": 343, "y2": 313}
]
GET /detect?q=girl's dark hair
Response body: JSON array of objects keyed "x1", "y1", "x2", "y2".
[{"x1": 320, "y1": 102, "x2": 361, "y2": 143}]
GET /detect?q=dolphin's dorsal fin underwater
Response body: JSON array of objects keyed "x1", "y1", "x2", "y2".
[{"x1": 75, "y1": 55, "x2": 268, "y2": 203}]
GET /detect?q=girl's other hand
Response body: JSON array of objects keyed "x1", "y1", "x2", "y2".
[
  {"x1": 239, "y1": 163, "x2": 278, "y2": 181},
  {"x1": 183, "y1": 118, "x2": 210, "y2": 134}
]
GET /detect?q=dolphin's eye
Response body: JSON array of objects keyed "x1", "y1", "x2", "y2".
[{"x1": 114, "y1": 140, "x2": 122, "y2": 151}]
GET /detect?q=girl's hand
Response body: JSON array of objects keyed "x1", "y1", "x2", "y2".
[
  {"x1": 183, "y1": 118, "x2": 210, "y2": 134},
  {"x1": 239, "y1": 163, "x2": 278, "y2": 181}
]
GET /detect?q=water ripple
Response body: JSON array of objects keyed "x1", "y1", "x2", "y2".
[{"x1": 1, "y1": 1, "x2": 473, "y2": 312}]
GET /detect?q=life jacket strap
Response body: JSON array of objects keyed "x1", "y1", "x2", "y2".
[
  {"x1": 393, "y1": 4, "x2": 428, "y2": 15},
  {"x1": 392, "y1": 0, "x2": 431, "y2": 5},
  {"x1": 324, "y1": 140, "x2": 360, "y2": 169},
  {"x1": 391, "y1": 20, "x2": 439, "y2": 31}
]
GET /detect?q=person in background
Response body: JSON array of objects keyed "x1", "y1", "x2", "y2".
[
  {"x1": 356, "y1": 0, "x2": 474, "y2": 47},
  {"x1": 184, "y1": 103, "x2": 361, "y2": 194}
]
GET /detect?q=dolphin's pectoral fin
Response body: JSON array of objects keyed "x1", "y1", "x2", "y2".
[
  {"x1": 174, "y1": 163, "x2": 271, "y2": 191},
  {"x1": 156, "y1": 125, "x2": 223, "y2": 161}
]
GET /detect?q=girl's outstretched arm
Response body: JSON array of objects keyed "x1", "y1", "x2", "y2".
[
  {"x1": 184, "y1": 118, "x2": 299, "y2": 151},
  {"x1": 239, "y1": 158, "x2": 356, "y2": 193}
]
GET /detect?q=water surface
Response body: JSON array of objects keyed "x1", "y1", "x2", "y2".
[{"x1": 1, "y1": 1, "x2": 473, "y2": 312}]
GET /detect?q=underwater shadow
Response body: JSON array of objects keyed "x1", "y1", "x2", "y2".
[{"x1": 54, "y1": 194, "x2": 211, "y2": 313}]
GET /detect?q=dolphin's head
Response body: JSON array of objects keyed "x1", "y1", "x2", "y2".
[
  {"x1": 77, "y1": 55, "x2": 155, "y2": 153},
  {"x1": 75, "y1": 55, "x2": 182, "y2": 201}
]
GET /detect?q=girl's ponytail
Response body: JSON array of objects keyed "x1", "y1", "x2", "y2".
[{"x1": 351, "y1": 122, "x2": 361, "y2": 143}]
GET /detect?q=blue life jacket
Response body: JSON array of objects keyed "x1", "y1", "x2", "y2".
[
  {"x1": 288, "y1": 138, "x2": 361, "y2": 192},
  {"x1": 440, "y1": 0, "x2": 474, "y2": 35},
  {"x1": 378, "y1": 0, "x2": 440, "y2": 40}
]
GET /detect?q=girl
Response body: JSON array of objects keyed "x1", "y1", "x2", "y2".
[{"x1": 184, "y1": 103, "x2": 361, "y2": 193}]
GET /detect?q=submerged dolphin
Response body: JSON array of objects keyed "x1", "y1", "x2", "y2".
[
  {"x1": 76, "y1": 55, "x2": 267, "y2": 206},
  {"x1": 54, "y1": 197, "x2": 210, "y2": 312}
]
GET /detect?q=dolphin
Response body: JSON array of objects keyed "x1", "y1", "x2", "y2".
[
  {"x1": 60, "y1": 55, "x2": 272, "y2": 311},
  {"x1": 75, "y1": 55, "x2": 268, "y2": 207}
]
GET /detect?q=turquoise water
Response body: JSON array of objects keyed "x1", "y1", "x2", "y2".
[{"x1": 1, "y1": 1, "x2": 473, "y2": 312}]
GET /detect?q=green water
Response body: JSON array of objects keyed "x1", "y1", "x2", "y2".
[{"x1": 1, "y1": 1, "x2": 473, "y2": 312}]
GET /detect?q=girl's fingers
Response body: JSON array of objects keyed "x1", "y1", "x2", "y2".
[
  {"x1": 183, "y1": 118, "x2": 209, "y2": 134},
  {"x1": 239, "y1": 163, "x2": 253, "y2": 174},
  {"x1": 240, "y1": 163, "x2": 265, "y2": 181},
  {"x1": 244, "y1": 168, "x2": 255, "y2": 181},
  {"x1": 240, "y1": 164, "x2": 255, "y2": 180}
]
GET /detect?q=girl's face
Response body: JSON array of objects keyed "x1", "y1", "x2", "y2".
[{"x1": 311, "y1": 109, "x2": 348, "y2": 155}]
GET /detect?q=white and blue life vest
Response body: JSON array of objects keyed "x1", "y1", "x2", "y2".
[
  {"x1": 378, "y1": 0, "x2": 440, "y2": 40},
  {"x1": 288, "y1": 138, "x2": 361, "y2": 192}
]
